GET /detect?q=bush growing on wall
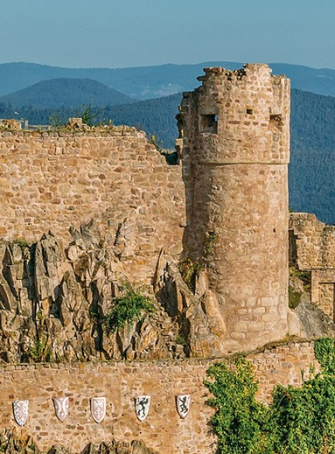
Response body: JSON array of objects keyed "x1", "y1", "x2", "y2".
[
  {"x1": 104, "y1": 288, "x2": 155, "y2": 333},
  {"x1": 206, "y1": 338, "x2": 335, "y2": 454}
]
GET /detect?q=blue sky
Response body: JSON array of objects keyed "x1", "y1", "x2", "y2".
[{"x1": 1, "y1": 0, "x2": 335, "y2": 69}]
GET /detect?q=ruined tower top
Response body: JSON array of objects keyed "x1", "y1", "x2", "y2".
[{"x1": 177, "y1": 63, "x2": 290, "y2": 166}]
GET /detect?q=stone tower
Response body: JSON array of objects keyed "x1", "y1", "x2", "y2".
[{"x1": 177, "y1": 64, "x2": 290, "y2": 353}]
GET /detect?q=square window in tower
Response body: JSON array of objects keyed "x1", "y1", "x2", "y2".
[{"x1": 199, "y1": 114, "x2": 218, "y2": 134}]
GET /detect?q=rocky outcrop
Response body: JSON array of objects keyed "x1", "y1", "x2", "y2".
[
  {"x1": 0, "y1": 221, "x2": 211, "y2": 363},
  {"x1": 0, "y1": 430, "x2": 37, "y2": 454},
  {"x1": 0, "y1": 220, "x2": 180, "y2": 362},
  {"x1": 0, "y1": 220, "x2": 330, "y2": 363},
  {"x1": 0, "y1": 217, "x2": 235, "y2": 362},
  {"x1": 289, "y1": 267, "x2": 335, "y2": 339},
  {"x1": 0, "y1": 430, "x2": 159, "y2": 454},
  {"x1": 154, "y1": 250, "x2": 229, "y2": 358},
  {"x1": 80, "y1": 440, "x2": 159, "y2": 454}
]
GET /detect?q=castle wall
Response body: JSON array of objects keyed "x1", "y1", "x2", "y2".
[
  {"x1": 0, "y1": 342, "x2": 317, "y2": 454},
  {"x1": 289, "y1": 213, "x2": 335, "y2": 269},
  {"x1": 178, "y1": 64, "x2": 290, "y2": 352},
  {"x1": 0, "y1": 127, "x2": 185, "y2": 284},
  {"x1": 311, "y1": 270, "x2": 335, "y2": 319},
  {"x1": 290, "y1": 212, "x2": 335, "y2": 320}
]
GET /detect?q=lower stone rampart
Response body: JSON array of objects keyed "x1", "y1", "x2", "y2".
[
  {"x1": 0, "y1": 341, "x2": 318, "y2": 454},
  {"x1": 250, "y1": 341, "x2": 319, "y2": 403}
]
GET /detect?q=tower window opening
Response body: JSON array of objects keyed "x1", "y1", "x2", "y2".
[
  {"x1": 269, "y1": 114, "x2": 282, "y2": 131},
  {"x1": 199, "y1": 114, "x2": 218, "y2": 134}
]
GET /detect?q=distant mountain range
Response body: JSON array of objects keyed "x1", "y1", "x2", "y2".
[
  {"x1": 0, "y1": 78, "x2": 135, "y2": 109},
  {"x1": 2, "y1": 61, "x2": 335, "y2": 100}
]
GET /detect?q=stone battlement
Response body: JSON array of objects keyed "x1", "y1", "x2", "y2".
[{"x1": 0, "y1": 65, "x2": 294, "y2": 352}]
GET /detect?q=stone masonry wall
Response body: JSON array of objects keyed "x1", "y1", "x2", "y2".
[
  {"x1": 290, "y1": 213, "x2": 335, "y2": 320},
  {"x1": 289, "y1": 213, "x2": 335, "y2": 270},
  {"x1": 177, "y1": 64, "x2": 290, "y2": 354},
  {"x1": 0, "y1": 342, "x2": 317, "y2": 454},
  {"x1": 311, "y1": 270, "x2": 335, "y2": 320},
  {"x1": 0, "y1": 127, "x2": 185, "y2": 284},
  {"x1": 250, "y1": 341, "x2": 320, "y2": 403}
]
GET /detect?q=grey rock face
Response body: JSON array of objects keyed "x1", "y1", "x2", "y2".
[
  {"x1": 0, "y1": 431, "x2": 158, "y2": 454},
  {"x1": 0, "y1": 222, "x2": 196, "y2": 363}
]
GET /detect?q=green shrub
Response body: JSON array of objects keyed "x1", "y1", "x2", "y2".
[
  {"x1": 288, "y1": 286, "x2": 302, "y2": 309},
  {"x1": 13, "y1": 237, "x2": 30, "y2": 251},
  {"x1": 28, "y1": 335, "x2": 52, "y2": 363},
  {"x1": 105, "y1": 289, "x2": 155, "y2": 333},
  {"x1": 206, "y1": 339, "x2": 335, "y2": 453},
  {"x1": 269, "y1": 376, "x2": 335, "y2": 453},
  {"x1": 150, "y1": 134, "x2": 163, "y2": 152},
  {"x1": 205, "y1": 230, "x2": 217, "y2": 254},
  {"x1": 290, "y1": 267, "x2": 311, "y2": 292},
  {"x1": 314, "y1": 337, "x2": 335, "y2": 375},
  {"x1": 206, "y1": 358, "x2": 268, "y2": 454},
  {"x1": 49, "y1": 111, "x2": 64, "y2": 128},
  {"x1": 79, "y1": 102, "x2": 96, "y2": 126},
  {"x1": 178, "y1": 257, "x2": 203, "y2": 292},
  {"x1": 175, "y1": 334, "x2": 188, "y2": 346}
]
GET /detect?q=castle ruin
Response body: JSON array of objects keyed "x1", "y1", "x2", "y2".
[{"x1": 0, "y1": 64, "x2": 328, "y2": 453}]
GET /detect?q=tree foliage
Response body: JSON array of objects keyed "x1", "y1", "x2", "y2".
[
  {"x1": 206, "y1": 358, "x2": 268, "y2": 453},
  {"x1": 206, "y1": 338, "x2": 335, "y2": 454}
]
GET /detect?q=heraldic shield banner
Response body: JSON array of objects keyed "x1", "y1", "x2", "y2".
[
  {"x1": 91, "y1": 397, "x2": 106, "y2": 423},
  {"x1": 135, "y1": 396, "x2": 151, "y2": 421},
  {"x1": 176, "y1": 395, "x2": 191, "y2": 419},
  {"x1": 53, "y1": 397, "x2": 69, "y2": 422},
  {"x1": 13, "y1": 400, "x2": 29, "y2": 426}
]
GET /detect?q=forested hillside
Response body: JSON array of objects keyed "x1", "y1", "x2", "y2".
[
  {"x1": 0, "y1": 78, "x2": 135, "y2": 109},
  {"x1": 289, "y1": 89, "x2": 335, "y2": 223},
  {"x1": 0, "y1": 94, "x2": 181, "y2": 148},
  {"x1": 1, "y1": 89, "x2": 335, "y2": 223}
]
